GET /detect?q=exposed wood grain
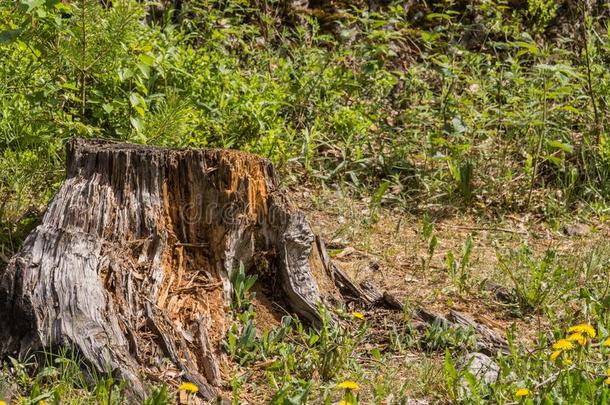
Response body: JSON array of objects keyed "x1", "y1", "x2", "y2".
[{"x1": 0, "y1": 139, "x2": 361, "y2": 400}]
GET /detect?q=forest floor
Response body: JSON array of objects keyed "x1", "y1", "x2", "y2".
[{"x1": 225, "y1": 185, "x2": 609, "y2": 403}]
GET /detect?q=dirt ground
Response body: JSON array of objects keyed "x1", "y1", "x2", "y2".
[
  {"x1": 295, "y1": 186, "x2": 606, "y2": 336},
  {"x1": 226, "y1": 186, "x2": 609, "y2": 403}
]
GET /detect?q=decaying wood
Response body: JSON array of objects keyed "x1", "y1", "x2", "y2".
[
  {"x1": 315, "y1": 236, "x2": 403, "y2": 310},
  {"x1": 359, "y1": 280, "x2": 383, "y2": 303},
  {"x1": 414, "y1": 307, "x2": 451, "y2": 327},
  {"x1": 413, "y1": 308, "x2": 509, "y2": 356},
  {"x1": 447, "y1": 310, "x2": 509, "y2": 356},
  {"x1": 0, "y1": 139, "x2": 368, "y2": 400},
  {"x1": 316, "y1": 235, "x2": 366, "y2": 302}
]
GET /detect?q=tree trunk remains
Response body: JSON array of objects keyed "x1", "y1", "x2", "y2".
[{"x1": 0, "y1": 139, "x2": 361, "y2": 400}]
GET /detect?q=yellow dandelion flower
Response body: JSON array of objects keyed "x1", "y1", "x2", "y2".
[
  {"x1": 553, "y1": 339, "x2": 574, "y2": 351},
  {"x1": 352, "y1": 311, "x2": 365, "y2": 320},
  {"x1": 563, "y1": 358, "x2": 573, "y2": 366},
  {"x1": 179, "y1": 382, "x2": 199, "y2": 394},
  {"x1": 567, "y1": 332, "x2": 587, "y2": 346},
  {"x1": 603, "y1": 337, "x2": 610, "y2": 347},
  {"x1": 550, "y1": 350, "x2": 561, "y2": 361},
  {"x1": 515, "y1": 388, "x2": 530, "y2": 397},
  {"x1": 337, "y1": 380, "x2": 360, "y2": 391},
  {"x1": 568, "y1": 323, "x2": 596, "y2": 338},
  {"x1": 606, "y1": 368, "x2": 610, "y2": 376},
  {"x1": 0, "y1": 401, "x2": 6, "y2": 405},
  {"x1": 39, "y1": 402, "x2": 49, "y2": 405},
  {"x1": 338, "y1": 401, "x2": 353, "y2": 405}
]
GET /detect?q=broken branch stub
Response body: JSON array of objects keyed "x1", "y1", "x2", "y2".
[{"x1": 0, "y1": 139, "x2": 356, "y2": 400}]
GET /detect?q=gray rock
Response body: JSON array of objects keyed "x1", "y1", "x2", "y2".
[
  {"x1": 0, "y1": 377, "x2": 17, "y2": 404},
  {"x1": 463, "y1": 352, "x2": 500, "y2": 385},
  {"x1": 563, "y1": 223, "x2": 590, "y2": 237}
]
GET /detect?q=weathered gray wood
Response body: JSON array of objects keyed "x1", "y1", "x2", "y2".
[
  {"x1": 413, "y1": 308, "x2": 508, "y2": 355},
  {"x1": 0, "y1": 139, "x2": 357, "y2": 400},
  {"x1": 447, "y1": 310, "x2": 509, "y2": 355},
  {"x1": 359, "y1": 280, "x2": 384, "y2": 303},
  {"x1": 317, "y1": 236, "x2": 404, "y2": 311},
  {"x1": 316, "y1": 236, "x2": 372, "y2": 304}
]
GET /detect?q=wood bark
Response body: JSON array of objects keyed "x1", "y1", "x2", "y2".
[{"x1": 0, "y1": 139, "x2": 360, "y2": 400}]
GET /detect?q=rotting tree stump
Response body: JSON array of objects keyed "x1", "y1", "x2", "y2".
[{"x1": 0, "y1": 139, "x2": 365, "y2": 400}]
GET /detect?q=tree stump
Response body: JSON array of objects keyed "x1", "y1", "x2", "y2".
[{"x1": 0, "y1": 139, "x2": 359, "y2": 400}]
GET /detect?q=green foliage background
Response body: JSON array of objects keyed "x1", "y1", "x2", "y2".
[{"x1": 2, "y1": 0, "x2": 610, "y2": 239}]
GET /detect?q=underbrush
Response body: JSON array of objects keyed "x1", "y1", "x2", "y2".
[{"x1": 2, "y1": 1, "x2": 610, "y2": 250}]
